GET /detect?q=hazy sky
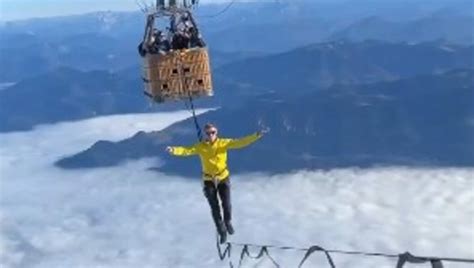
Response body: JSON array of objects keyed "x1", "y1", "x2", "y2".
[{"x1": 0, "y1": 0, "x2": 249, "y2": 21}]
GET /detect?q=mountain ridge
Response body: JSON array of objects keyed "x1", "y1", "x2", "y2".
[
  {"x1": 56, "y1": 69, "x2": 474, "y2": 177},
  {"x1": 2, "y1": 40, "x2": 472, "y2": 132}
]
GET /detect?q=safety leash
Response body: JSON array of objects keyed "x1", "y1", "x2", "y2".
[{"x1": 185, "y1": 93, "x2": 203, "y2": 142}]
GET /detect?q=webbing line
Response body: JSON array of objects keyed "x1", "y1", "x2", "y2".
[
  {"x1": 216, "y1": 241, "x2": 474, "y2": 268},
  {"x1": 216, "y1": 237, "x2": 233, "y2": 268},
  {"x1": 238, "y1": 245, "x2": 280, "y2": 268}
]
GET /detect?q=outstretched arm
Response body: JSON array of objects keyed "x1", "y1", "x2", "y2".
[
  {"x1": 167, "y1": 144, "x2": 199, "y2": 156},
  {"x1": 225, "y1": 132, "x2": 263, "y2": 150}
]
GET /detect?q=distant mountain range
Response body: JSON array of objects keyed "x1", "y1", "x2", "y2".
[
  {"x1": 0, "y1": 67, "x2": 150, "y2": 132},
  {"x1": 1, "y1": 41, "x2": 472, "y2": 132},
  {"x1": 216, "y1": 40, "x2": 473, "y2": 95},
  {"x1": 1, "y1": 1, "x2": 472, "y2": 82},
  {"x1": 0, "y1": 31, "x2": 138, "y2": 82},
  {"x1": 56, "y1": 69, "x2": 474, "y2": 176},
  {"x1": 2, "y1": 1, "x2": 472, "y2": 175},
  {"x1": 330, "y1": 15, "x2": 474, "y2": 45}
]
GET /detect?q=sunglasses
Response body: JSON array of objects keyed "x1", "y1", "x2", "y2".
[{"x1": 206, "y1": 130, "x2": 217, "y2": 135}]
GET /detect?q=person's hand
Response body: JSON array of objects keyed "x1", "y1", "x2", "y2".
[
  {"x1": 257, "y1": 127, "x2": 270, "y2": 137},
  {"x1": 166, "y1": 146, "x2": 173, "y2": 154}
]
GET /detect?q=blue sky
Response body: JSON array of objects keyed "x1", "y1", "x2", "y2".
[{"x1": 0, "y1": 0, "x2": 241, "y2": 21}]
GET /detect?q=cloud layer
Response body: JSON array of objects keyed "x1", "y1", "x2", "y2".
[{"x1": 1, "y1": 112, "x2": 473, "y2": 268}]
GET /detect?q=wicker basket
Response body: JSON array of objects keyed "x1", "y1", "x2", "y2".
[{"x1": 142, "y1": 47, "x2": 213, "y2": 102}]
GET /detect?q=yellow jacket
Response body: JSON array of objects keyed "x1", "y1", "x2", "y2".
[{"x1": 169, "y1": 132, "x2": 262, "y2": 181}]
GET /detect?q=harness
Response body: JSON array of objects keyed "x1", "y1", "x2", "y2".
[{"x1": 203, "y1": 168, "x2": 227, "y2": 179}]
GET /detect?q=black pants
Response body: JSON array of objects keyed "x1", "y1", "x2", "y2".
[{"x1": 203, "y1": 178, "x2": 231, "y2": 228}]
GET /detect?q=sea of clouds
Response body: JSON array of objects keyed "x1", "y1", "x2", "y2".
[{"x1": 0, "y1": 111, "x2": 473, "y2": 268}]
